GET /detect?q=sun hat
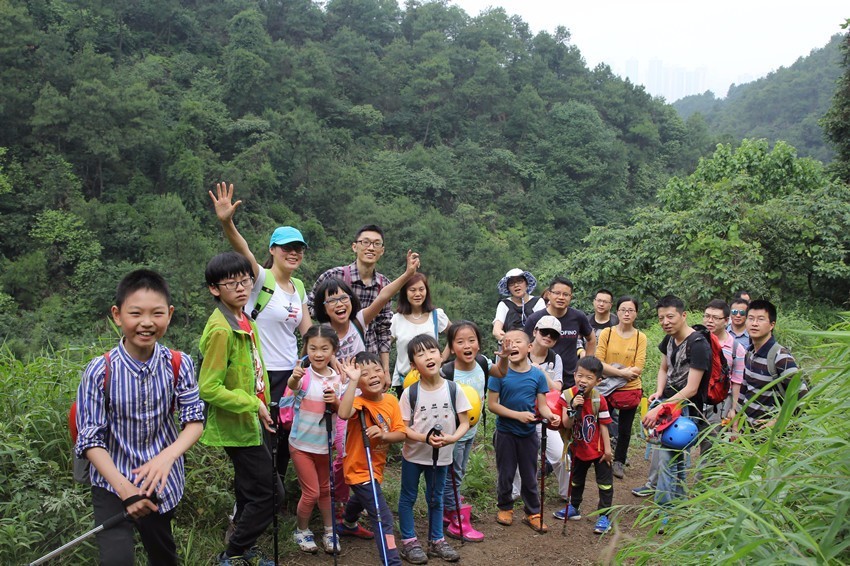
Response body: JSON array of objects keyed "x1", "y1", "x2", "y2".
[
  {"x1": 534, "y1": 315, "x2": 562, "y2": 333},
  {"x1": 497, "y1": 268, "x2": 537, "y2": 297},
  {"x1": 269, "y1": 226, "x2": 307, "y2": 248}
]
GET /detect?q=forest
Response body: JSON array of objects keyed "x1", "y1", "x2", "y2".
[
  {"x1": 0, "y1": 0, "x2": 724, "y2": 357},
  {"x1": 673, "y1": 33, "x2": 844, "y2": 163},
  {"x1": 2, "y1": 1, "x2": 850, "y2": 564}
]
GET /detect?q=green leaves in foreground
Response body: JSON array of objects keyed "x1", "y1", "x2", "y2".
[{"x1": 617, "y1": 328, "x2": 850, "y2": 565}]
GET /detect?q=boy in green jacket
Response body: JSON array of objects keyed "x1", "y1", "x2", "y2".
[{"x1": 199, "y1": 252, "x2": 280, "y2": 566}]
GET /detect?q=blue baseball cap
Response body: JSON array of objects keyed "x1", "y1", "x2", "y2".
[{"x1": 269, "y1": 226, "x2": 308, "y2": 248}]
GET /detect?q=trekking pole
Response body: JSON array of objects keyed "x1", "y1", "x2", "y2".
[
  {"x1": 270, "y1": 400, "x2": 280, "y2": 566},
  {"x1": 448, "y1": 460, "x2": 464, "y2": 544},
  {"x1": 30, "y1": 511, "x2": 129, "y2": 565},
  {"x1": 426, "y1": 424, "x2": 443, "y2": 546},
  {"x1": 538, "y1": 419, "x2": 549, "y2": 535},
  {"x1": 360, "y1": 411, "x2": 390, "y2": 566},
  {"x1": 325, "y1": 398, "x2": 339, "y2": 566},
  {"x1": 561, "y1": 444, "x2": 574, "y2": 536}
]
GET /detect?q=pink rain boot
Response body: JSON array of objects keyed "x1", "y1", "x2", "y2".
[{"x1": 446, "y1": 504, "x2": 484, "y2": 542}]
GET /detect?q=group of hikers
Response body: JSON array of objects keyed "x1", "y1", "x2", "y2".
[{"x1": 71, "y1": 182, "x2": 806, "y2": 566}]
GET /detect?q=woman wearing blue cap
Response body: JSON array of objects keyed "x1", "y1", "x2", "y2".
[{"x1": 210, "y1": 182, "x2": 312, "y2": 510}]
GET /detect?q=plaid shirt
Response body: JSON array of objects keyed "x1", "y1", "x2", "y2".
[{"x1": 308, "y1": 262, "x2": 392, "y2": 354}]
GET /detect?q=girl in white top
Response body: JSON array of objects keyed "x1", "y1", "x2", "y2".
[{"x1": 390, "y1": 273, "x2": 450, "y2": 389}]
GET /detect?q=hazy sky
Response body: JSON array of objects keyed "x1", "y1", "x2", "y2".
[{"x1": 450, "y1": 0, "x2": 848, "y2": 101}]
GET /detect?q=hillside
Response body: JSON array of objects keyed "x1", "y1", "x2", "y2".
[{"x1": 673, "y1": 34, "x2": 844, "y2": 162}]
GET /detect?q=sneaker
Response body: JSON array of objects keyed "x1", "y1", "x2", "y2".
[
  {"x1": 400, "y1": 539, "x2": 428, "y2": 564},
  {"x1": 217, "y1": 549, "x2": 274, "y2": 566},
  {"x1": 496, "y1": 509, "x2": 514, "y2": 525},
  {"x1": 521, "y1": 513, "x2": 548, "y2": 533},
  {"x1": 632, "y1": 484, "x2": 654, "y2": 497},
  {"x1": 322, "y1": 530, "x2": 341, "y2": 554},
  {"x1": 339, "y1": 520, "x2": 374, "y2": 539},
  {"x1": 552, "y1": 504, "x2": 581, "y2": 521},
  {"x1": 293, "y1": 529, "x2": 318, "y2": 553},
  {"x1": 428, "y1": 539, "x2": 460, "y2": 562},
  {"x1": 593, "y1": 516, "x2": 611, "y2": 534},
  {"x1": 612, "y1": 461, "x2": 625, "y2": 479}
]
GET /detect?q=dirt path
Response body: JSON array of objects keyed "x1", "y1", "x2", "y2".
[{"x1": 279, "y1": 439, "x2": 655, "y2": 565}]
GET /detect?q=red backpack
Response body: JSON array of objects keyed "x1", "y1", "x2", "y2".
[
  {"x1": 691, "y1": 325, "x2": 731, "y2": 406},
  {"x1": 70, "y1": 350, "x2": 182, "y2": 482}
]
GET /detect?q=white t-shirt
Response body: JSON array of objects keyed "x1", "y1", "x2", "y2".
[
  {"x1": 337, "y1": 311, "x2": 368, "y2": 359},
  {"x1": 247, "y1": 266, "x2": 306, "y2": 371},
  {"x1": 492, "y1": 296, "x2": 546, "y2": 324},
  {"x1": 390, "y1": 309, "x2": 450, "y2": 385},
  {"x1": 400, "y1": 380, "x2": 473, "y2": 466}
]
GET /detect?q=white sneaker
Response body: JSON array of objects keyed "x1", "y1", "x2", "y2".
[
  {"x1": 293, "y1": 529, "x2": 318, "y2": 553},
  {"x1": 322, "y1": 529, "x2": 341, "y2": 554}
]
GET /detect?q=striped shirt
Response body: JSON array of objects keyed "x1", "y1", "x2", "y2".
[
  {"x1": 288, "y1": 367, "x2": 342, "y2": 454},
  {"x1": 308, "y1": 262, "x2": 392, "y2": 354},
  {"x1": 740, "y1": 336, "x2": 804, "y2": 425},
  {"x1": 75, "y1": 341, "x2": 205, "y2": 513}
]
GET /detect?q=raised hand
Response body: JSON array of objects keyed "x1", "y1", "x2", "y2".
[
  {"x1": 405, "y1": 249, "x2": 420, "y2": 275},
  {"x1": 209, "y1": 182, "x2": 242, "y2": 223}
]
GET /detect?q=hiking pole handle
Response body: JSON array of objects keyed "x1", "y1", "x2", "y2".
[
  {"x1": 30, "y1": 511, "x2": 128, "y2": 565},
  {"x1": 270, "y1": 401, "x2": 280, "y2": 433}
]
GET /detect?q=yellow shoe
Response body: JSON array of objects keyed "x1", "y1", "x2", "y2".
[
  {"x1": 496, "y1": 509, "x2": 514, "y2": 526},
  {"x1": 522, "y1": 513, "x2": 548, "y2": 533}
]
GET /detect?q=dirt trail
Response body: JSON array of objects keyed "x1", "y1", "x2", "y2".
[{"x1": 280, "y1": 442, "x2": 655, "y2": 566}]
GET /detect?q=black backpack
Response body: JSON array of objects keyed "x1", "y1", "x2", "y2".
[{"x1": 501, "y1": 296, "x2": 543, "y2": 331}]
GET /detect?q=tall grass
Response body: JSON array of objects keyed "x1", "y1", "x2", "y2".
[{"x1": 616, "y1": 318, "x2": 850, "y2": 565}]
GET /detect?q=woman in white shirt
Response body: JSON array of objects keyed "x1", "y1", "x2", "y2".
[{"x1": 390, "y1": 273, "x2": 450, "y2": 394}]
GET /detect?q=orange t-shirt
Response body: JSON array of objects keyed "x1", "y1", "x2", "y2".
[{"x1": 344, "y1": 394, "x2": 405, "y2": 485}]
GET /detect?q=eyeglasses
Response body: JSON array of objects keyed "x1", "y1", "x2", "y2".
[
  {"x1": 747, "y1": 315, "x2": 770, "y2": 323},
  {"x1": 549, "y1": 291, "x2": 572, "y2": 298},
  {"x1": 324, "y1": 295, "x2": 351, "y2": 306},
  {"x1": 594, "y1": 298, "x2": 612, "y2": 304},
  {"x1": 617, "y1": 308, "x2": 636, "y2": 314},
  {"x1": 215, "y1": 277, "x2": 254, "y2": 291},
  {"x1": 730, "y1": 309, "x2": 747, "y2": 316},
  {"x1": 279, "y1": 243, "x2": 305, "y2": 254},
  {"x1": 355, "y1": 239, "x2": 384, "y2": 249},
  {"x1": 703, "y1": 313, "x2": 726, "y2": 322},
  {"x1": 537, "y1": 329, "x2": 560, "y2": 340}
]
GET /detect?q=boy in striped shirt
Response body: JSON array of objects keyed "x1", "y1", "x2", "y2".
[
  {"x1": 737, "y1": 300, "x2": 806, "y2": 429},
  {"x1": 75, "y1": 270, "x2": 205, "y2": 565}
]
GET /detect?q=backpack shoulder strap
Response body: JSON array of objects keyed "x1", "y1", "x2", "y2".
[
  {"x1": 169, "y1": 349, "x2": 181, "y2": 413},
  {"x1": 591, "y1": 388, "x2": 601, "y2": 417},
  {"x1": 440, "y1": 361, "x2": 455, "y2": 380},
  {"x1": 251, "y1": 271, "x2": 276, "y2": 320},
  {"x1": 102, "y1": 351, "x2": 112, "y2": 413},
  {"x1": 475, "y1": 354, "x2": 490, "y2": 378},
  {"x1": 447, "y1": 380, "x2": 460, "y2": 428},
  {"x1": 343, "y1": 265, "x2": 352, "y2": 286},
  {"x1": 432, "y1": 310, "x2": 439, "y2": 339},
  {"x1": 351, "y1": 316, "x2": 366, "y2": 342},
  {"x1": 292, "y1": 277, "x2": 306, "y2": 304},
  {"x1": 766, "y1": 342, "x2": 782, "y2": 378},
  {"x1": 409, "y1": 381, "x2": 419, "y2": 425}
]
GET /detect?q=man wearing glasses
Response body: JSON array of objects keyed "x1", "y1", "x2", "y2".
[
  {"x1": 523, "y1": 277, "x2": 596, "y2": 389},
  {"x1": 309, "y1": 225, "x2": 394, "y2": 378},
  {"x1": 588, "y1": 289, "x2": 619, "y2": 337}
]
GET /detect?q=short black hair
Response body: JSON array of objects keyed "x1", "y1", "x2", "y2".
[
  {"x1": 355, "y1": 351, "x2": 381, "y2": 366},
  {"x1": 205, "y1": 252, "x2": 253, "y2": 287},
  {"x1": 616, "y1": 295, "x2": 639, "y2": 312},
  {"x1": 115, "y1": 269, "x2": 171, "y2": 308},
  {"x1": 730, "y1": 298, "x2": 750, "y2": 309},
  {"x1": 734, "y1": 290, "x2": 751, "y2": 299},
  {"x1": 549, "y1": 276, "x2": 574, "y2": 292},
  {"x1": 313, "y1": 278, "x2": 362, "y2": 323},
  {"x1": 705, "y1": 299, "x2": 730, "y2": 318},
  {"x1": 354, "y1": 224, "x2": 384, "y2": 241},
  {"x1": 595, "y1": 288, "x2": 614, "y2": 300},
  {"x1": 407, "y1": 334, "x2": 441, "y2": 365},
  {"x1": 747, "y1": 299, "x2": 777, "y2": 324},
  {"x1": 577, "y1": 356, "x2": 603, "y2": 380},
  {"x1": 656, "y1": 294, "x2": 685, "y2": 313}
]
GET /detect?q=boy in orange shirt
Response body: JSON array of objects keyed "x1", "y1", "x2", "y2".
[{"x1": 338, "y1": 352, "x2": 406, "y2": 566}]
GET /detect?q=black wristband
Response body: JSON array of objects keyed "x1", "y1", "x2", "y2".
[{"x1": 122, "y1": 495, "x2": 144, "y2": 509}]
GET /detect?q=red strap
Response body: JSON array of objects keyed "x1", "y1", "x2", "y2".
[{"x1": 169, "y1": 350, "x2": 181, "y2": 413}]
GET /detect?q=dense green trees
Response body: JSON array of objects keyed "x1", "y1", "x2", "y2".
[
  {"x1": 0, "y1": 0, "x2": 847, "y2": 357},
  {"x1": 823, "y1": 19, "x2": 850, "y2": 182},
  {"x1": 674, "y1": 33, "x2": 844, "y2": 163}
]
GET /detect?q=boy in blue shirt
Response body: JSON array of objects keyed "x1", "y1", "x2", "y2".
[
  {"x1": 488, "y1": 330, "x2": 561, "y2": 533},
  {"x1": 75, "y1": 270, "x2": 205, "y2": 565}
]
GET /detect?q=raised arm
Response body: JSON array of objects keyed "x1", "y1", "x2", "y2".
[
  {"x1": 361, "y1": 250, "x2": 420, "y2": 325},
  {"x1": 209, "y1": 182, "x2": 260, "y2": 278}
]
